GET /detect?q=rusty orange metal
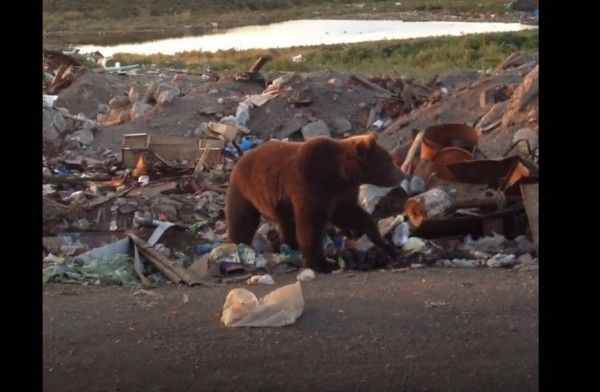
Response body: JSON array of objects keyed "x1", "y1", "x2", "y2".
[
  {"x1": 445, "y1": 156, "x2": 533, "y2": 190},
  {"x1": 421, "y1": 124, "x2": 480, "y2": 160},
  {"x1": 430, "y1": 147, "x2": 474, "y2": 181}
]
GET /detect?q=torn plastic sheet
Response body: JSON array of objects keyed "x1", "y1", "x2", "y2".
[
  {"x1": 43, "y1": 222, "x2": 178, "y2": 286},
  {"x1": 43, "y1": 252, "x2": 137, "y2": 286}
]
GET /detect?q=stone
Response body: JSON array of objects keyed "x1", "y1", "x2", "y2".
[
  {"x1": 108, "y1": 96, "x2": 131, "y2": 109},
  {"x1": 330, "y1": 117, "x2": 352, "y2": 134},
  {"x1": 486, "y1": 254, "x2": 517, "y2": 268},
  {"x1": 128, "y1": 86, "x2": 143, "y2": 103},
  {"x1": 301, "y1": 120, "x2": 331, "y2": 140},
  {"x1": 479, "y1": 85, "x2": 512, "y2": 108},
  {"x1": 517, "y1": 253, "x2": 535, "y2": 265},
  {"x1": 43, "y1": 123, "x2": 60, "y2": 143},
  {"x1": 52, "y1": 111, "x2": 67, "y2": 133},
  {"x1": 97, "y1": 103, "x2": 110, "y2": 114},
  {"x1": 144, "y1": 81, "x2": 159, "y2": 103},
  {"x1": 70, "y1": 128, "x2": 94, "y2": 145},
  {"x1": 502, "y1": 65, "x2": 538, "y2": 128},
  {"x1": 512, "y1": 128, "x2": 538, "y2": 156},
  {"x1": 157, "y1": 89, "x2": 178, "y2": 106},
  {"x1": 130, "y1": 102, "x2": 153, "y2": 120},
  {"x1": 193, "y1": 122, "x2": 209, "y2": 137},
  {"x1": 74, "y1": 219, "x2": 91, "y2": 231}
]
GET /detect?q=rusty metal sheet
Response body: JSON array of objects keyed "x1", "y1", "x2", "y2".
[{"x1": 445, "y1": 156, "x2": 532, "y2": 190}]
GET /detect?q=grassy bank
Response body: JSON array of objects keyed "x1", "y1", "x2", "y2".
[
  {"x1": 112, "y1": 30, "x2": 538, "y2": 81},
  {"x1": 43, "y1": 0, "x2": 522, "y2": 46}
]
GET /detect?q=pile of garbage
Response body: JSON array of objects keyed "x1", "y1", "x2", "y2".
[{"x1": 42, "y1": 50, "x2": 539, "y2": 288}]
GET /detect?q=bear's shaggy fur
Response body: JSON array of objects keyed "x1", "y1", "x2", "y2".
[{"x1": 226, "y1": 133, "x2": 404, "y2": 272}]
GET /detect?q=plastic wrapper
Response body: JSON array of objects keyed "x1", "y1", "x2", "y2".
[
  {"x1": 435, "y1": 259, "x2": 483, "y2": 268},
  {"x1": 392, "y1": 222, "x2": 410, "y2": 247},
  {"x1": 297, "y1": 268, "x2": 316, "y2": 282},
  {"x1": 221, "y1": 282, "x2": 304, "y2": 327},
  {"x1": 486, "y1": 254, "x2": 517, "y2": 268},
  {"x1": 402, "y1": 237, "x2": 426, "y2": 254},
  {"x1": 43, "y1": 254, "x2": 137, "y2": 286},
  {"x1": 359, "y1": 184, "x2": 394, "y2": 214},
  {"x1": 247, "y1": 274, "x2": 275, "y2": 285}
]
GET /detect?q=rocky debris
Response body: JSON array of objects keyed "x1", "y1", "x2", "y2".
[
  {"x1": 55, "y1": 71, "x2": 129, "y2": 119},
  {"x1": 109, "y1": 96, "x2": 130, "y2": 109},
  {"x1": 68, "y1": 128, "x2": 95, "y2": 145},
  {"x1": 380, "y1": 54, "x2": 539, "y2": 160},
  {"x1": 495, "y1": 51, "x2": 537, "y2": 73},
  {"x1": 42, "y1": 52, "x2": 539, "y2": 288},
  {"x1": 43, "y1": 49, "x2": 82, "y2": 73},
  {"x1": 301, "y1": 120, "x2": 331, "y2": 139},
  {"x1": 157, "y1": 89, "x2": 178, "y2": 106},
  {"x1": 246, "y1": 71, "x2": 435, "y2": 140},
  {"x1": 502, "y1": 65, "x2": 538, "y2": 129},
  {"x1": 130, "y1": 102, "x2": 154, "y2": 120}
]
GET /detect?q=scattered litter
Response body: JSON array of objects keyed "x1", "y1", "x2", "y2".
[
  {"x1": 43, "y1": 184, "x2": 57, "y2": 196},
  {"x1": 247, "y1": 274, "x2": 275, "y2": 285},
  {"x1": 43, "y1": 254, "x2": 137, "y2": 286},
  {"x1": 359, "y1": 184, "x2": 395, "y2": 214},
  {"x1": 425, "y1": 300, "x2": 448, "y2": 308},
  {"x1": 43, "y1": 95, "x2": 58, "y2": 108},
  {"x1": 436, "y1": 259, "x2": 483, "y2": 268},
  {"x1": 138, "y1": 175, "x2": 150, "y2": 186},
  {"x1": 43, "y1": 253, "x2": 65, "y2": 264},
  {"x1": 400, "y1": 176, "x2": 426, "y2": 196},
  {"x1": 486, "y1": 253, "x2": 517, "y2": 268},
  {"x1": 392, "y1": 222, "x2": 410, "y2": 247},
  {"x1": 297, "y1": 268, "x2": 316, "y2": 282},
  {"x1": 41, "y1": 52, "x2": 538, "y2": 285},
  {"x1": 402, "y1": 237, "x2": 427, "y2": 255},
  {"x1": 463, "y1": 233, "x2": 507, "y2": 254}
]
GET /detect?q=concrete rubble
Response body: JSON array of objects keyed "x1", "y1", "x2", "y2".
[{"x1": 42, "y1": 50, "x2": 539, "y2": 287}]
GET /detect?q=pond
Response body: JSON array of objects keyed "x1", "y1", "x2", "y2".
[{"x1": 77, "y1": 19, "x2": 536, "y2": 57}]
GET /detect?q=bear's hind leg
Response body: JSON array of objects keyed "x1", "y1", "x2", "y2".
[{"x1": 226, "y1": 183, "x2": 260, "y2": 245}]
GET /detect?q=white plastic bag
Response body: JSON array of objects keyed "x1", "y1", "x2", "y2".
[
  {"x1": 297, "y1": 268, "x2": 316, "y2": 282},
  {"x1": 359, "y1": 184, "x2": 394, "y2": 214},
  {"x1": 247, "y1": 274, "x2": 275, "y2": 285},
  {"x1": 43, "y1": 95, "x2": 58, "y2": 108},
  {"x1": 221, "y1": 282, "x2": 304, "y2": 327}
]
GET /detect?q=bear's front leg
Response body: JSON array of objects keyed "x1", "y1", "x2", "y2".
[
  {"x1": 331, "y1": 204, "x2": 397, "y2": 258},
  {"x1": 293, "y1": 201, "x2": 335, "y2": 273}
]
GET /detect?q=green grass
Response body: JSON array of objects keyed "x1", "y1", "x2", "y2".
[
  {"x1": 43, "y1": 0, "x2": 518, "y2": 46},
  {"x1": 112, "y1": 30, "x2": 538, "y2": 81},
  {"x1": 43, "y1": 0, "x2": 511, "y2": 18}
]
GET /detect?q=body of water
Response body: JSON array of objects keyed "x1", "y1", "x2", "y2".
[{"x1": 77, "y1": 19, "x2": 536, "y2": 56}]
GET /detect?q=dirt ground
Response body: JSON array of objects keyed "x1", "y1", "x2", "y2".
[{"x1": 43, "y1": 268, "x2": 538, "y2": 392}]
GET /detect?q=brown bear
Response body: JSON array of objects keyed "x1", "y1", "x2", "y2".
[{"x1": 225, "y1": 132, "x2": 404, "y2": 273}]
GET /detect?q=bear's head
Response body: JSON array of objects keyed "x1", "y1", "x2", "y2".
[{"x1": 343, "y1": 132, "x2": 405, "y2": 187}]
